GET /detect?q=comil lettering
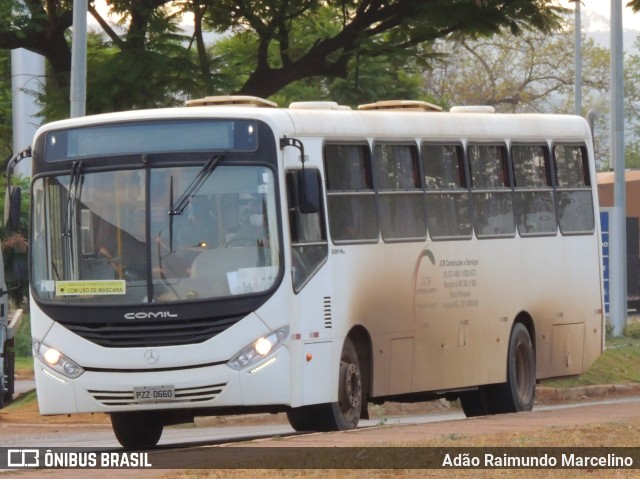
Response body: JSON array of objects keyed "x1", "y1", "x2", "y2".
[{"x1": 124, "y1": 311, "x2": 178, "y2": 320}]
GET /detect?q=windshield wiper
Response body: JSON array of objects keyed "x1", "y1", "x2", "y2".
[
  {"x1": 62, "y1": 160, "x2": 84, "y2": 278},
  {"x1": 170, "y1": 154, "x2": 223, "y2": 216},
  {"x1": 168, "y1": 154, "x2": 223, "y2": 251},
  {"x1": 63, "y1": 161, "x2": 84, "y2": 237}
]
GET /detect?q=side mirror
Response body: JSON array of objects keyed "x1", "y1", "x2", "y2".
[
  {"x1": 4, "y1": 186, "x2": 22, "y2": 231},
  {"x1": 296, "y1": 169, "x2": 321, "y2": 214}
]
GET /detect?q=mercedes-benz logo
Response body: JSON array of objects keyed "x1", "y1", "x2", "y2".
[{"x1": 144, "y1": 349, "x2": 159, "y2": 364}]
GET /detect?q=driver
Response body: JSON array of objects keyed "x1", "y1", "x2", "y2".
[{"x1": 226, "y1": 196, "x2": 268, "y2": 247}]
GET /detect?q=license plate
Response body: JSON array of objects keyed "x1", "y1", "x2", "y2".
[{"x1": 133, "y1": 385, "x2": 175, "y2": 403}]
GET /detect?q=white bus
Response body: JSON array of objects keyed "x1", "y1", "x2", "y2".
[{"x1": 14, "y1": 96, "x2": 604, "y2": 448}]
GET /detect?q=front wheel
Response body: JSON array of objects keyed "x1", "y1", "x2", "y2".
[
  {"x1": 110, "y1": 411, "x2": 164, "y2": 449},
  {"x1": 327, "y1": 337, "x2": 362, "y2": 430},
  {"x1": 286, "y1": 337, "x2": 363, "y2": 432}
]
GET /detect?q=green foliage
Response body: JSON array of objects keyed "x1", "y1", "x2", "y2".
[
  {"x1": 605, "y1": 319, "x2": 615, "y2": 340},
  {"x1": 624, "y1": 320, "x2": 640, "y2": 339},
  {"x1": 0, "y1": 49, "x2": 11, "y2": 159},
  {"x1": 13, "y1": 312, "x2": 31, "y2": 357},
  {"x1": 0, "y1": 175, "x2": 30, "y2": 306},
  {"x1": 1, "y1": 0, "x2": 567, "y2": 117}
]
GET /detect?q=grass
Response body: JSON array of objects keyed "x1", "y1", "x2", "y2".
[
  {"x1": 543, "y1": 336, "x2": 640, "y2": 388},
  {"x1": 14, "y1": 356, "x2": 33, "y2": 377}
]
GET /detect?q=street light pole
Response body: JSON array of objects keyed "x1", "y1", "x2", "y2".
[
  {"x1": 610, "y1": 0, "x2": 627, "y2": 336},
  {"x1": 574, "y1": 0, "x2": 582, "y2": 115},
  {"x1": 70, "y1": 0, "x2": 87, "y2": 118}
]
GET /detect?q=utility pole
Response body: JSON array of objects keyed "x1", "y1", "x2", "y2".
[
  {"x1": 573, "y1": 0, "x2": 582, "y2": 115},
  {"x1": 610, "y1": 0, "x2": 627, "y2": 336},
  {"x1": 70, "y1": 0, "x2": 87, "y2": 118}
]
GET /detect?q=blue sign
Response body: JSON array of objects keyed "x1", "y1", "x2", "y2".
[{"x1": 600, "y1": 210, "x2": 610, "y2": 315}]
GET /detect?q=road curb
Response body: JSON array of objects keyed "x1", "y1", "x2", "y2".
[{"x1": 536, "y1": 383, "x2": 640, "y2": 403}]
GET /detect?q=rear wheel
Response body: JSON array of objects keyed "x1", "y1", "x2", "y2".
[
  {"x1": 459, "y1": 388, "x2": 491, "y2": 417},
  {"x1": 459, "y1": 323, "x2": 535, "y2": 418},
  {"x1": 110, "y1": 411, "x2": 164, "y2": 449},
  {"x1": 492, "y1": 322, "x2": 536, "y2": 413}
]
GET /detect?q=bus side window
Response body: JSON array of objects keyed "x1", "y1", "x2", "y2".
[
  {"x1": 286, "y1": 169, "x2": 328, "y2": 291},
  {"x1": 469, "y1": 144, "x2": 515, "y2": 238},
  {"x1": 422, "y1": 143, "x2": 472, "y2": 239},
  {"x1": 512, "y1": 144, "x2": 557, "y2": 236},
  {"x1": 553, "y1": 144, "x2": 595, "y2": 235},
  {"x1": 324, "y1": 144, "x2": 379, "y2": 243},
  {"x1": 373, "y1": 143, "x2": 426, "y2": 241}
]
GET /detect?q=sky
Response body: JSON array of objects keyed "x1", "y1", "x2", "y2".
[{"x1": 579, "y1": 1, "x2": 640, "y2": 32}]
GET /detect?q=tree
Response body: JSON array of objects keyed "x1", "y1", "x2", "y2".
[
  {"x1": 205, "y1": 0, "x2": 566, "y2": 98},
  {"x1": 0, "y1": 0, "x2": 567, "y2": 118},
  {"x1": 210, "y1": 10, "x2": 435, "y2": 107},
  {"x1": 422, "y1": 24, "x2": 611, "y2": 166},
  {"x1": 0, "y1": 49, "x2": 11, "y2": 158}
]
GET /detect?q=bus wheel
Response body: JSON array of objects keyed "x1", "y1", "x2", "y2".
[
  {"x1": 327, "y1": 337, "x2": 362, "y2": 430},
  {"x1": 459, "y1": 388, "x2": 491, "y2": 417},
  {"x1": 286, "y1": 406, "x2": 318, "y2": 432},
  {"x1": 0, "y1": 339, "x2": 13, "y2": 408},
  {"x1": 493, "y1": 323, "x2": 536, "y2": 413},
  {"x1": 0, "y1": 371, "x2": 5, "y2": 409},
  {"x1": 287, "y1": 338, "x2": 362, "y2": 432},
  {"x1": 110, "y1": 411, "x2": 164, "y2": 449}
]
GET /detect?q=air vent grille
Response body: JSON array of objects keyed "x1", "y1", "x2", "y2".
[{"x1": 323, "y1": 297, "x2": 332, "y2": 329}]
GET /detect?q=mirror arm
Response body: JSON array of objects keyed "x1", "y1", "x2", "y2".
[
  {"x1": 6, "y1": 147, "x2": 32, "y2": 185},
  {"x1": 279, "y1": 137, "x2": 305, "y2": 167}
]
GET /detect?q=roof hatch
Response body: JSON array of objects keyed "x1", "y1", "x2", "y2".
[
  {"x1": 186, "y1": 95, "x2": 278, "y2": 108},
  {"x1": 357, "y1": 100, "x2": 443, "y2": 112}
]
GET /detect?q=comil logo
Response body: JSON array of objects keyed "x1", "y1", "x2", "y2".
[
  {"x1": 124, "y1": 311, "x2": 178, "y2": 320},
  {"x1": 7, "y1": 449, "x2": 39, "y2": 467}
]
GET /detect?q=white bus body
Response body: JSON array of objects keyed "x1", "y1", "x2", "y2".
[{"x1": 24, "y1": 98, "x2": 604, "y2": 447}]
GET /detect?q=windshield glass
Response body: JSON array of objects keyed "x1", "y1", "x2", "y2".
[{"x1": 32, "y1": 165, "x2": 280, "y2": 305}]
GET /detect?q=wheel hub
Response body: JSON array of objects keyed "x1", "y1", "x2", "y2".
[{"x1": 343, "y1": 363, "x2": 361, "y2": 409}]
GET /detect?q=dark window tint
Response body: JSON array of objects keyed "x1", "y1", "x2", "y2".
[
  {"x1": 468, "y1": 144, "x2": 515, "y2": 238},
  {"x1": 512, "y1": 145, "x2": 557, "y2": 236},
  {"x1": 374, "y1": 144, "x2": 426, "y2": 241},
  {"x1": 324, "y1": 144, "x2": 379, "y2": 242},
  {"x1": 422, "y1": 144, "x2": 472, "y2": 239},
  {"x1": 553, "y1": 145, "x2": 594, "y2": 234}
]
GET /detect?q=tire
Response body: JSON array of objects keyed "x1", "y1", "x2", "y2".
[
  {"x1": 321, "y1": 337, "x2": 362, "y2": 430},
  {"x1": 459, "y1": 388, "x2": 491, "y2": 417},
  {"x1": 0, "y1": 369, "x2": 5, "y2": 409},
  {"x1": 286, "y1": 337, "x2": 363, "y2": 432},
  {"x1": 286, "y1": 405, "x2": 319, "y2": 432},
  {"x1": 110, "y1": 411, "x2": 164, "y2": 449},
  {"x1": 491, "y1": 322, "x2": 536, "y2": 414},
  {"x1": 3, "y1": 338, "x2": 15, "y2": 405}
]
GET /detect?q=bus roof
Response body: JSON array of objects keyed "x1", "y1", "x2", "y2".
[{"x1": 34, "y1": 99, "x2": 592, "y2": 144}]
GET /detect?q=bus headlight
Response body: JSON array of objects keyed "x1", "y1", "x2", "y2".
[
  {"x1": 33, "y1": 341, "x2": 84, "y2": 379},
  {"x1": 227, "y1": 326, "x2": 289, "y2": 371}
]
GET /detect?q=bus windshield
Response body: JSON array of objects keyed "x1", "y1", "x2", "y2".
[{"x1": 31, "y1": 164, "x2": 280, "y2": 305}]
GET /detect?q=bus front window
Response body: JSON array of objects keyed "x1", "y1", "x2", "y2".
[{"x1": 32, "y1": 165, "x2": 280, "y2": 305}]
